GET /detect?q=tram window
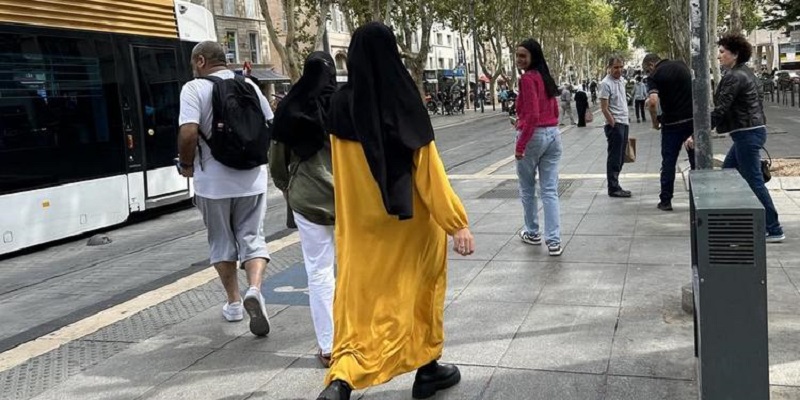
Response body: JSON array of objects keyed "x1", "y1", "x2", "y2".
[{"x1": 0, "y1": 32, "x2": 123, "y2": 194}]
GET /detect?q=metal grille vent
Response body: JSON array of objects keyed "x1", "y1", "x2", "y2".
[{"x1": 707, "y1": 213, "x2": 756, "y2": 265}]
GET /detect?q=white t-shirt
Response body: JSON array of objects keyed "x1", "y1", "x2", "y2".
[{"x1": 178, "y1": 70, "x2": 273, "y2": 199}]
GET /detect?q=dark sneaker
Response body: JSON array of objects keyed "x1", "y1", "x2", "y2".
[
  {"x1": 657, "y1": 201, "x2": 673, "y2": 211},
  {"x1": 413, "y1": 362, "x2": 461, "y2": 399},
  {"x1": 609, "y1": 190, "x2": 632, "y2": 198},
  {"x1": 766, "y1": 232, "x2": 786, "y2": 243},
  {"x1": 548, "y1": 243, "x2": 563, "y2": 256},
  {"x1": 519, "y1": 231, "x2": 542, "y2": 245},
  {"x1": 317, "y1": 380, "x2": 351, "y2": 400},
  {"x1": 243, "y1": 287, "x2": 270, "y2": 336}
]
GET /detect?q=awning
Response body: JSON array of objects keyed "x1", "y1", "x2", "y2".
[{"x1": 235, "y1": 68, "x2": 291, "y2": 82}]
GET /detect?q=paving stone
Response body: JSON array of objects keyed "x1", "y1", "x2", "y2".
[
  {"x1": 138, "y1": 349, "x2": 297, "y2": 400},
  {"x1": 456, "y1": 261, "x2": 553, "y2": 303},
  {"x1": 446, "y1": 260, "x2": 489, "y2": 301},
  {"x1": 442, "y1": 300, "x2": 531, "y2": 366},
  {"x1": 574, "y1": 214, "x2": 637, "y2": 236},
  {"x1": 622, "y1": 265, "x2": 692, "y2": 311},
  {"x1": 460, "y1": 199, "x2": 506, "y2": 214},
  {"x1": 555, "y1": 235, "x2": 633, "y2": 265},
  {"x1": 247, "y1": 356, "x2": 342, "y2": 400},
  {"x1": 222, "y1": 306, "x2": 318, "y2": 356},
  {"x1": 492, "y1": 236, "x2": 564, "y2": 261},
  {"x1": 499, "y1": 304, "x2": 618, "y2": 374},
  {"x1": 767, "y1": 268, "x2": 800, "y2": 314},
  {"x1": 360, "y1": 365, "x2": 494, "y2": 400},
  {"x1": 471, "y1": 214, "x2": 523, "y2": 234},
  {"x1": 633, "y1": 211, "x2": 691, "y2": 237},
  {"x1": 30, "y1": 338, "x2": 215, "y2": 400},
  {"x1": 769, "y1": 313, "x2": 800, "y2": 386},
  {"x1": 480, "y1": 368, "x2": 605, "y2": 400},
  {"x1": 605, "y1": 376, "x2": 696, "y2": 400},
  {"x1": 771, "y1": 385, "x2": 800, "y2": 399},
  {"x1": 537, "y1": 263, "x2": 627, "y2": 307},
  {"x1": 608, "y1": 307, "x2": 695, "y2": 380},
  {"x1": 628, "y1": 236, "x2": 690, "y2": 266}
]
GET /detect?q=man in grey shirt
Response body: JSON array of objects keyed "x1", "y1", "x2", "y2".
[{"x1": 599, "y1": 56, "x2": 631, "y2": 198}]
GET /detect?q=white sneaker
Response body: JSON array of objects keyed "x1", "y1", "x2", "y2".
[
  {"x1": 222, "y1": 300, "x2": 243, "y2": 322},
  {"x1": 243, "y1": 287, "x2": 270, "y2": 336}
]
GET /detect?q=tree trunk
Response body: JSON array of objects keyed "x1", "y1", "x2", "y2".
[
  {"x1": 729, "y1": 0, "x2": 742, "y2": 34},
  {"x1": 709, "y1": 0, "x2": 720, "y2": 93},
  {"x1": 259, "y1": 0, "x2": 301, "y2": 81},
  {"x1": 314, "y1": 0, "x2": 332, "y2": 51}
]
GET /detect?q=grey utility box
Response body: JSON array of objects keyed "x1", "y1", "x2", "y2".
[{"x1": 689, "y1": 169, "x2": 769, "y2": 400}]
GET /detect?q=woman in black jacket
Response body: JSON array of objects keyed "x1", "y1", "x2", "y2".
[{"x1": 711, "y1": 33, "x2": 784, "y2": 242}]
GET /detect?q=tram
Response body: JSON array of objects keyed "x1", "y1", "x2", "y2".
[{"x1": 0, "y1": 0, "x2": 216, "y2": 255}]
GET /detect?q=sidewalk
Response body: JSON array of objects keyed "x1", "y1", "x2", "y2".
[{"x1": 8, "y1": 118, "x2": 800, "y2": 400}]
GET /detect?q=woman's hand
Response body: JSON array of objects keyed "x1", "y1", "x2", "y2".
[
  {"x1": 452, "y1": 228, "x2": 475, "y2": 256},
  {"x1": 515, "y1": 151, "x2": 524, "y2": 160}
]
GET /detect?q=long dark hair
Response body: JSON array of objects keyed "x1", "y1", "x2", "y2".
[{"x1": 518, "y1": 39, "x2": 559, "y2": 98}]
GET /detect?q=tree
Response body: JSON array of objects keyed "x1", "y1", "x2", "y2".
[
  {"x1": 760, "y1": 0, "x2": 800, "y2": 31},
  {"x1": 258, "y1": 0, "x2": 332, "y2": 81}
]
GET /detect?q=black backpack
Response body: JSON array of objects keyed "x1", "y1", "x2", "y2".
[{"x1": 198, "y1": 75, "x2": 271, "y2": 170}]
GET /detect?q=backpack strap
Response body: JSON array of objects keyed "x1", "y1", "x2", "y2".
[
  {"x1": 197, "y1": 75, "x2": 224, "y2": 84},
  {"x1": 194, "y1": 75, "x2": 225, "y2": 171}
]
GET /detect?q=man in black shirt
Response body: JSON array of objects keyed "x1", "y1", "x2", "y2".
[{"x1": 642, "y1": 53, "x2": 696, "y2": 211}]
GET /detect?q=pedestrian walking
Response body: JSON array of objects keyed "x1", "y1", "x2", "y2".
[
  {"x1": 316, "y1": 22, "x2": 475, "y2": 400},
  {"x1": 177, "y1": 41, "x2": 272, "y2": 336},
  {"x1": 641, "y1": 53, "x2": 696, "y2": 211},
  {"x1": 632, "y1": 76, "x2": 648, "y2": 123},
  {"x1": 559, "y1": 85, "x2": 575, "y2": 125},
  {"x1": 269, "y1": 51, "x2": 337, "y2": 367},
  {"x1": 574, "y1": 87, "x2": 589, "y2": 127},
  {"x1": 514, "y1": 38, "x2": 564, "y2": 256},
  {"x1": 599, "y1": 56, "x2": 632, "y2": 198},
  {"x1": 712, "y1": 33, "x2": 785, "y2": 242}
]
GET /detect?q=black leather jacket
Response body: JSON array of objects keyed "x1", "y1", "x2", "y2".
[{"x1": 711, "y1": 63, "x2": 766, "y2": 134}]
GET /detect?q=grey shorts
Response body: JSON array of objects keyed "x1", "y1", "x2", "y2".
[{"x1": 195, "y1": 194, "x2": 271, "y2": 266}]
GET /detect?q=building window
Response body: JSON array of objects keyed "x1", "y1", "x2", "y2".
[
  {"x1": 222, "y1": 0, "x2": 235, "y2": 16},
  {"x1": 436, "y1": 33, "x2": 442, "y2": 46},
  {"x1": 446, "y1": 35, "x2": 451, "y2": 46},
  {"x1": 248, "y1": 32, "x2": 259, "y2": 63},
  {"x1": 225, "y1": 31, "x2": 237, "y2": 63},
  {"x1": 449, "y1": 58, "x2": 453, "y2": 69},
  {"x1": 335, "y1": 53, "x2": 347, "y2": 71},
  {"x1": 245, "y1": 0, "x2": 258, "y2": 18},
  {"x1": 429, "y1": 57, "x2": 433, "y2": 68},
  {"x1": 438, "y1": 58, "x2": 444, "y2": 69}
]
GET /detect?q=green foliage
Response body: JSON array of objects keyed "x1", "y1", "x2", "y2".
[{"x1": 760, "y1": 0, "x2": 800, "y2": 31}]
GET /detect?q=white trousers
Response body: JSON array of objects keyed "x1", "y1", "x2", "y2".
[{"x1": 293, "y1": 211, "x2": 335, "y2": 354}]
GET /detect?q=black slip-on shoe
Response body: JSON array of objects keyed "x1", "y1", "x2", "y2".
[
  {"x1": 412, "y1": 361, "x2": 461, "y2": 399},
  {"x1": 317, "y1": 380, "x2": 351, "y2": 400}
]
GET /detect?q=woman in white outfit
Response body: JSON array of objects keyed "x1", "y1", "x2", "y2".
[{"x1": 270, "y1": 52, "x2": 337, "y2": 367}]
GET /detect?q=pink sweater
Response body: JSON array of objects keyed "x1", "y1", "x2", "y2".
[{"x1": 515, "y1": 70, "x2": 559, "y2": 153}]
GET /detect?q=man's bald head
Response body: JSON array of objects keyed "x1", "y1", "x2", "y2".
[{"x1": 190, "y1": 41, "x2": 227, "y2": 76}]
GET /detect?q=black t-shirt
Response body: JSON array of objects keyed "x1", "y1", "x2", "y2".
[{"x1": 647, "y1": 59, "x2": 693, "y2": 124}]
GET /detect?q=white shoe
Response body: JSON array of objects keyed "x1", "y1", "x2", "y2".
[
  {"x1": 244, "y1": 287, "x2": 270, "y2": 336},
  {"x1": 222, "y1": 300, "x2": 244, "y2": 322}
]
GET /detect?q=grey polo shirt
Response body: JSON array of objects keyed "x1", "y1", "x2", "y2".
[{"x1": 599, "y1": 75, "x2": 629, "y2": 125}]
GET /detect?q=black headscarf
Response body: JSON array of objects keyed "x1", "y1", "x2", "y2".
[
  {"x1": 327, "y1": 22, "x2": 434, "y2": 220},
  {"x1": 272, "y1": 51, "x2": 336, "y2": 160}
]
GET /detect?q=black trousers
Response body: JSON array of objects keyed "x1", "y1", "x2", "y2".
[
  {"x1": 634, "y1": 100, "x2": 647, "y2": 122},
  {"x1": 576, "y1": 103, "x2": 588, "y2": 127},
  {"x1": 660, "y1": 120, "x2": 696, "y2": 202},
  {"x1": 605, "y1": 123, "x2": 629, "y2": 192}
]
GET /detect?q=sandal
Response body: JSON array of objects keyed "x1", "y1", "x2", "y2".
[{"x1": 317, "y1": 350, "x2": 332, "y2": 368}]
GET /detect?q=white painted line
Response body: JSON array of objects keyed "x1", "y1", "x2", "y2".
[
  {"x1": 449, "y1": 173, "x2": 663, "y2": 180},
  {"x1": 0, "y1": 232, "x2": 301, "y2": 373}
]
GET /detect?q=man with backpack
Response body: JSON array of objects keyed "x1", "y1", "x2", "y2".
[{"x1": 177, "y1": 41, "x2": 273, "y2": 336}]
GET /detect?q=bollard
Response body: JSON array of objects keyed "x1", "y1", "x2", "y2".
[{"x1": 689, "y1": 170, "x2": 769, "y2": 400}]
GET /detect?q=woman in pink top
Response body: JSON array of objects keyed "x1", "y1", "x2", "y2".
[{"x1": 514, "y1": 39, "x2": 563, "y2": 256}]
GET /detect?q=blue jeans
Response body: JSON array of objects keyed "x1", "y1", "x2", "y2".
[
  {"x1": 516, "y1": 127, "x2": 562, "y2": 245},
  {"x1": 660, "y1": 120, "x2": 696, "y2": 202},
  {"x1": 722, "y1": 127, "x2": 783, "y2": 235}
]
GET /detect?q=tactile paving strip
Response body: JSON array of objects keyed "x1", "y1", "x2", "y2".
[
  {"x1": 0, "y1": 241, "x2": 303, "y2": 400},
  {"x1": 479, "y1": 179, "x2": 575, "y2": 199}
]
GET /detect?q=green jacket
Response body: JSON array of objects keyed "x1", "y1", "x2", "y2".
[{"x1": 269, "y1": 140, "x2": 335, "y2": 226}]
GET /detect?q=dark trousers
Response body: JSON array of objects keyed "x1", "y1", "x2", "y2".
[
  {"x1": 576, "y1": 103, "x2": 588, "y2": 127},
  {"x1": 723, "y1": 127, "x2": 783, "y2": 235},
  {"x1": 634, "y1": 100, "x2": 646, "y2": 122},
  {"x1": 605, "y1": 123, "x2": 629, "y2": 192},
  {"x1": 660, "y1": 120, "x2": 696, "y2": 202}
]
